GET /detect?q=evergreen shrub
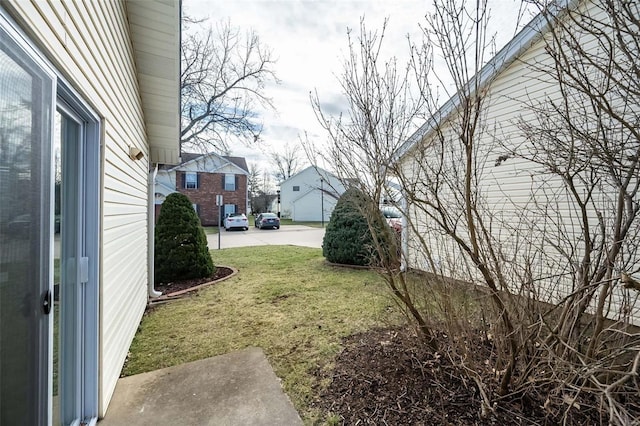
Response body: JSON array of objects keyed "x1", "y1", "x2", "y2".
[
  {"x1": 323, "y1": 187, "x2": 381, "y2": 266},
  {"x1": 155, "y1": 193, "x2": 215, "y2": 284}
]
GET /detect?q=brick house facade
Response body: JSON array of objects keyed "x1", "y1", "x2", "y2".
[
  {"x1": 176, "y1": 170, "x2": 248, "y2": 225},
  {"x1": 154, "y1": 152, "x2": 249, "y2": 226}
]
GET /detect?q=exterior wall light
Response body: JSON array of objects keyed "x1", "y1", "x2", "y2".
[{"x1": 129, "y1": 146, "x2": 144, "y2": 161}]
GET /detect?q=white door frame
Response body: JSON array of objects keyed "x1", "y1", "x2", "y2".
[{"x1": 56, "y1": 90, "x2": 100, "y2": 425}]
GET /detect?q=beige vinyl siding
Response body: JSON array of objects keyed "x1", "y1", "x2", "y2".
[
  {"x1": 403, "y1": 2, "x2": 639, "y2": 324},
  {"x1": 4, "y1": 0, "x2": 156, "y2": 415}
]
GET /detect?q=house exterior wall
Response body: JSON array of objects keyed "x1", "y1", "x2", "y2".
[
  {"x1": 175, "y1": 170, "x2": 248, "y2": 226},
  {"x1": 155, "y1": 169, "x2": 175, "y2": 188},
  {"x1": 291, "y1": 190, "x2": 338, "y2": 222},
  {"x1": 3, "y1": 0, "x2": 162, "y2": 415},
  {"x1": 154, "y1": 155, "x2": 250, "y2": 226},
  {"x1": 280, "y1": 167, "x2": 344, "y2": 221},
  {"x1": 154, "y1": 170, "x2": 175, "y2": 199},
  {"x1": 401, "y1": 1, "x2": 639, "y2": 325}
]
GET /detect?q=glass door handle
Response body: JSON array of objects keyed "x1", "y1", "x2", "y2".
[{"x1": 41, "y1": 289, "x2": 52, "y2": 315}]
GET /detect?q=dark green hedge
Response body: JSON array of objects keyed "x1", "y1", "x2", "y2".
[{"x1": 154, "y1": 193, "x2": 215, "y2": 284}]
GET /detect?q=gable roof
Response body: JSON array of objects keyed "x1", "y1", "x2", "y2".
[
  {"x1": 397, "y1": 0, "x2": 574, "y2": 159},
  {"x1": 279, "y1": 165, "x2": 339, "y2": 186},
  {"x1": 164, "y1": 151, "x2": 249, "y2": 174},
  {"x1": 224, "y1": 156, "x2": 249, "y2": 172}
]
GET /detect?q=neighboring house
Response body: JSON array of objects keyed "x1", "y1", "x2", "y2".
[
  {"x1": 0, "y1": 1, "x2": 180, "y2": 424},
  {"x1": 279, "y1": 166, "x2": 345, "y2": 222},
  {"x1": 397, "y1": 1, "x2": 639, "y2": 324},
  {"x1": 155, "y1": 152, "x2": 249, "y2": 226}
]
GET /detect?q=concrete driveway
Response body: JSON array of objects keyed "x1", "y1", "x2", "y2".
[{"x1": 207, "y1": 225, "x2": 325, "y2": 249}]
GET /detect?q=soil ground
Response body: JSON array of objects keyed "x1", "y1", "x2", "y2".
[
  {"x1": 311, "y1": 327, "x2": 603, "y2": 425},
  {"x1": 155, "y1": 266, "x2": 234, "y2": 295}
]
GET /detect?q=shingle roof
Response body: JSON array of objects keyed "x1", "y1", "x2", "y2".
[
  {"x1": 223, "y1": 156, "x2": 248, "y2": 173},
  {"x1": 180, "y1": 152, "x2": 202, "y2": 163}
]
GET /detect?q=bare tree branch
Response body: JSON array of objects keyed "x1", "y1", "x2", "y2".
[
  {"x1": 181, "y1": 19, "x2": 279, "y2": 153},
  {"x1": 270, "y1": 142, "x2": 306, "y2": 182}
]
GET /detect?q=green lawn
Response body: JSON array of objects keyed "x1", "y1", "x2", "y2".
[
  {"x1": 123, "y1": 246, "x2": 403, "y2": 423},
  {"x1": 202, "y1": 226, "x2": 219, "y2": 235}
]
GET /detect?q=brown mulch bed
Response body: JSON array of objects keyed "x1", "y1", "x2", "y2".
[
  {"x1": 312, "y1": 327, "x2": 602, "y2": 425},
  {"x1": 155, "y1": 266, "x2": 234, "y2": 295}
]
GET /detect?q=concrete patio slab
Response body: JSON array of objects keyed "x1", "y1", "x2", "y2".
[{"x1": 99, "y1": 347, "x2": 303, "y2": 426}]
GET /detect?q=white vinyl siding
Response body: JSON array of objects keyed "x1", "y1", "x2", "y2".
[
  {"x1": 403, "y1": 41, "x2": 567, "y2": 277},
  {"x1": 2, "y1": 0, "x2": 168, "y2": 415},
  {"x1": 402, "y1": 2, "x2": 639, "y2": 324},
  {"x1": 279, "y1": 166, "x2": 345, "y2": 221}
]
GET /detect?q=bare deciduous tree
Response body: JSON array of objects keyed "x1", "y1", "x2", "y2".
[
  {"x1": 398, "y1": 0, "x2": 524, "y2": 399},
  {"x1": 312, "y1": 0, "x2": 639, "y2": 423},
  {"x1": 270, "y1": 142, "x2": 305, "y2": 182},
  {"x1": 508, "y1": 1, "x2": 640, "y2": 422},
  {"x1": 247, "y1": 162, "x2": 262, "y2": 211},
  {"x1": 308, "y1": 17, "x2": 437, "y2": 347},
  {"x1": 181, "y1": 19, "x2": 278, "y2": 152},
  {"x1": 247, "y1": 162, "x2": 276, "y2": 214}
]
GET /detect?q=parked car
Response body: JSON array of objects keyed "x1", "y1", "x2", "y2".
[
  {"x1": 223, "y1": 213, "x2": 249, "y2": 231},
  {"x1": 255, "y1": 212, "x2": 280, "y2": 230},
  {"x1": 381, "y1": 206, "x2": 402, "y2": 234}
]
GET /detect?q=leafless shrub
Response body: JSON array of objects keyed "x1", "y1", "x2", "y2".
[{"x1": 311, "y1": 0, "x2": 640, "y2": 423}]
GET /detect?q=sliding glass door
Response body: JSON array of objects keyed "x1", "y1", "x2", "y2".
[
  {"x1": 1, "y1": 12, "x2": 99, "y2": 425},
  {"x1": 0, "y1": 21, "x2": 54, "y2": 426}
]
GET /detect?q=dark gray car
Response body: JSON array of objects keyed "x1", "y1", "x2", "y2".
[{"x1": 255, "y1": 213, "x2": 280, "y2": 229}]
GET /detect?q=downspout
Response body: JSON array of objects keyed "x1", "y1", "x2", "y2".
[{"x1": 148, "y1": 163, "x2": 162, "y2": 298}]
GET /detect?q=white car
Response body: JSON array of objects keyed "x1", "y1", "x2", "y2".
[{"x1": 223, "y1": 213, "x2": 249, "y2": 231}]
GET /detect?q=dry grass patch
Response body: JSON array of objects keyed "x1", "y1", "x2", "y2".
[{"x1": 123, "y1": 245, "x2": 403, "y2": 423}]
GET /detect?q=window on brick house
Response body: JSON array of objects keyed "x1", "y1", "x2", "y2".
[
  {"x1": 185, "y1": 172, "x2": 198, "y2": 189},
  {"x1": 224, "y1": 174, "x2": 236, "y2": 191}
]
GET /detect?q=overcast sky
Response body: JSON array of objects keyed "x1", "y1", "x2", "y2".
[{"x1": 185, "y1": 0, "x2": 536, "y2": 173}]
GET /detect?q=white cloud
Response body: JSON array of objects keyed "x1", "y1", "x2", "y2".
[{"x1": 185, "y1": 0, "x2": 536, "y2": 175}]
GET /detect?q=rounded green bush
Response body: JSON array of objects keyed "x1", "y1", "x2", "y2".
[
  {"x1": 323, "y1": 188, "x2": 382, "y2": 266},
  {"x1": 154, "y1": 193, "x2": 215, "y2": 284}
]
